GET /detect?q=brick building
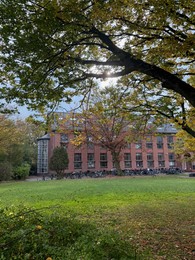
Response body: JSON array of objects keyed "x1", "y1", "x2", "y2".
[{"x1": 37, "y1": 118, "x2": 193, "y2": 175}]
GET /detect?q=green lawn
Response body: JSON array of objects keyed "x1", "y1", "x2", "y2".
[{"x1": 0, "y1": 175, "x2": 195, "y2": 259}]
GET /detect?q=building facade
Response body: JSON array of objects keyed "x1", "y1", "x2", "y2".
[{"x1": 37, "y1": 122, "x2": 194, "y2": 175}]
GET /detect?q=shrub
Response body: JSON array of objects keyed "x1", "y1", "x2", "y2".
[
  {"x1": 49, "y1": 146, "x2": 69, "y2": 179},
  {"x1": 0, "y1": 161, "x2": 12, "y2": 181},
  {"x1": 0, "y1": 206, "x2": 140, "y2": 260},
  {"x1": 12, "y1": 163, "x2": 30, "y2": 180}
]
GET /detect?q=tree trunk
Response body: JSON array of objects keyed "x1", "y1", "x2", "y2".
[{"x1": 111, "y1": 151, "x2": 123, "y2": 176}]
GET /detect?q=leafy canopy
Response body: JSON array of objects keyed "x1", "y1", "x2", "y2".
[
  {"x1": 0, "y1": 0, "x2": 195, "y2": 142},
  {"x1": 0, "y1": 115, "x2": 25, "y2": 157},
  {"x1": 0, "y1": 0, "x2": 194, "y2": 109}
]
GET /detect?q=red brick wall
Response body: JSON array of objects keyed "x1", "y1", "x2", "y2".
[{"x1": 48, "y1": 132, "x2": 181, "y2": 173}]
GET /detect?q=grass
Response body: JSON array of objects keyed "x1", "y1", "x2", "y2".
[{"x1": 0, "y1": 175, "x2": 195, "y2": 259}]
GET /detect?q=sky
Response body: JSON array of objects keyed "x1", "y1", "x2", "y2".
[
  {"x1": 5, "y1": 76, "x2": 116, "y2": 120},
  {"x1": 15, "y1": 105, "x2": 32, "y2": 118},
  {"x1": 15, "y1": 97, "x2": 82, "y2": 119},
  {"x1": 14, "y1": 78, "x2": 115, "y2": 119}
]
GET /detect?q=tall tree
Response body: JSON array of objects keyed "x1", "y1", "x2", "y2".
[
  {"x1": 0, "y1": 0, "x2": 194, "y2": 130},
  {"x1": 0, "y1": 114, "x2": 42, "y2": 170},
  {"x1": 0, "y1": 115, "x2": 23, "y2": 158},
  {"x1": 62, "y1": 88, "x2": 150, "y2": 175}
]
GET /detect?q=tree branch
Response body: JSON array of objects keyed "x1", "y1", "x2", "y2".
[{"x1": 88, "y1": 27, "x2": 195, "y2": 106}]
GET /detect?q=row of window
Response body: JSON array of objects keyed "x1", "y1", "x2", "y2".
[
  {"x1": 61, "y1": 134, "x2": 174, "y2": 142},
  {"x1": 73, "y1": 152, "x2": 175, "y2": 169},
  {"x1": 63, "y1": 142, "x2": 173, "y2": 150},
  {"x1": 75, "y1": 152, "x2": 175, "y2": 161},
  {"x1": 60, "y1": 134, "x2": 174, "y2": 150}
]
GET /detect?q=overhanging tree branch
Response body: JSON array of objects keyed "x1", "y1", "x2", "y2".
[{"x1": 87, "y1": 27, "x2": 195, "y2": 107}]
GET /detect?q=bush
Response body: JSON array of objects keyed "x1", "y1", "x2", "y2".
[
  {"x1": 0, "y1": 206, "x2": 140, "y2": 260},
  {"x1": 12, "y1": 163, "x2": 30, "y2": 180},
  {"x1": 0, "y1": 161, "x2": 12, "y2": 181}
]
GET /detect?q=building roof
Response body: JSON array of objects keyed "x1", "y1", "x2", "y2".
[
  {"x1": 37, "y1": 133, "x2": 50, "y2": 141},
  {"x1": 157, "y1": 124, "x2": 177, "y2": 134}
]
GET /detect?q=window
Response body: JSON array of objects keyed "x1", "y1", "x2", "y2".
[
  {"x1": 169, "y1": 161, "x2": 175, "y2": 167},
  {"x1": 167, "y1": 136, "x2": 173, "y2": 143},
  {"x1": 100, "y1": 153, "x2": 107, "y2": 168},
  {"x1": 37, "y1": 139, "x2": 49, "y2": 174},
  {"x1": 135, "y1": 142, "x2": 142, "y2": 149},
  {"x1": 136, "y1": 153, "x2": 142, "y2": 161},
  {"x1": 168, "y1": 153, "x2": 175, "y2": 160},
  {"x1": 136, "y1": 161, "x2": 143, "y2": 168},
  {"x1": 168, "y1": 153, "x2": 175, "y2": 167},
  {"x1": 158, "y1": 153, "x2": 165, "y2": 167},
  {"x1": 146, "y1": 135, "x2": 153, "y2": 149},
  {"x1": 157, "y1": 136, "x2": 163, "y2": 149},
  {"x1": 157, "y1": 136, "x2": 163, "y2": 142},
  {"x1": 146, "y1": 142, "x2": 153, "y2": 149},
  {"x1": 158, "y1": 153, "x2": 164, "y2": 161},
  {"x1": 87, "y1": 153, "x2": 95, "y2": 168},
  {"x1": 147, "y1": 153, "x2": 154, "y2": 168},
  {"x1": 74, "y1": 153, "x2": 82, "y2": 169},
  {"x1": 167, "y1": 135, "x2": 174, "y2": 149},
  {"x1": 167, "y1": 143, "x2": 173, "y2": 149},
  {"x1": 147, "y1": 153, "x2": 153, "y2": 161},
  {"x1": 147, "y1": 161, "x2": 154, "y2": 168},
  {"x1": 124, "y1": 153, "x2": 131, "y2": 161},
  {"x1": 60, "y1": 133, "x2": 68, "y2": 143},
  {"x1": 136, "y1": 153, "x2": 143, "y2": 168},
  {"x1": 157, "y1": 143, "x2": 163, "y2": 149},
  {"x1": 158, "y1": 161, "x2": 165, "y2": 167},
  {"x1": 124, "y1": 153, "x2": 132, "y2": 168}
]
